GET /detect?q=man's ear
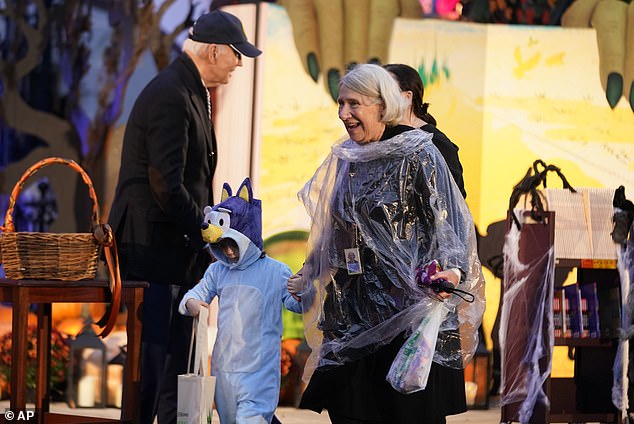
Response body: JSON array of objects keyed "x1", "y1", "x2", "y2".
[{"x1": 208, "y1": 44, "x2": 218, "y2": 62}]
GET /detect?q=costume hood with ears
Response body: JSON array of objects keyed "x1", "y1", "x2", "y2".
[{"x1": 201, "y1": 177, "x2": 264, "y2": 251}]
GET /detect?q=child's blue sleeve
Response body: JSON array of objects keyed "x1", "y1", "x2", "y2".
[
  {"x1": 178, "y1": 264, "x2": 218, "y2": 315},
  {"x1": 281, "y1": 265, "x2": 302, "y2": 314}
]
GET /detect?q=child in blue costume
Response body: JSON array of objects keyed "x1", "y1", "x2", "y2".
[{"x1": 179, "y1": 178, "x2": 302, "y2": 424}]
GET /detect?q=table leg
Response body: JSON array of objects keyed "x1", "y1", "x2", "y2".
[
  {"x1": 10, "y1": 288, "x2": 28, "y2": 411},
  {"x1": 36, "y1": 303, "x2": 52, "y2": 418}
]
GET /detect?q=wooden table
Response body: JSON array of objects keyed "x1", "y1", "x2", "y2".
[{"x1": 0, "y1": 279, "x2": 147, "y2": 424}]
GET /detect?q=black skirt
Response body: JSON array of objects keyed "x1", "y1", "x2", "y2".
[{"x1": 299, "y1": 336, "x2": 467, "y2": 424}]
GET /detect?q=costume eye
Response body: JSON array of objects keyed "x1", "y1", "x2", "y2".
[{"x1": 214, "y1": 210, "x2": 231, "y2": 230}]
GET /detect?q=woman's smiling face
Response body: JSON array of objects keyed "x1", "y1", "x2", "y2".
[{"x1": 337, "y1": 85, "x2": 386, "y2": 144}]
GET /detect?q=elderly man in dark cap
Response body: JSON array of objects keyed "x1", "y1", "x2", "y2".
[{"x1": 108, "y1": 9, "x2": 261, "y2": 424}]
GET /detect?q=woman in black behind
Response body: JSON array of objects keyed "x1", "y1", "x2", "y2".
[{"x1": 384, "y1": 63, "x2": 466, "y2": 199}]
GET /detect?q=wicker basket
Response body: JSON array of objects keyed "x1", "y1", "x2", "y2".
[{"x1": 0, "y1": 157, "x2": 101, "y2": 281}]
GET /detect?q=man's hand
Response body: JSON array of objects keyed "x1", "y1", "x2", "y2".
[
  {"x1": 562, "y1": 0, "x2": 634, "y2": 111},
  {"x1": 277, "y1": 0, "x2": 423, "y2": 101},
  {"x1": 186, "y1": 298, "x2": 209, "y2": 317}
]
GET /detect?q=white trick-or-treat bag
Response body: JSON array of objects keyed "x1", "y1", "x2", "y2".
[{"x1": 177, "y1": 307, "x2": 215, "y2": 424}]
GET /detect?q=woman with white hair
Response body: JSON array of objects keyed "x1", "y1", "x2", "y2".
[{"x1": 288, "y1": 63, "x2": 485, "y2": 424}]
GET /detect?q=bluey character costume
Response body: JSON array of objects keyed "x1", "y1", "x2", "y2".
[{"x1": 179, "y1": 178, "x2": 301, "y2": 424}]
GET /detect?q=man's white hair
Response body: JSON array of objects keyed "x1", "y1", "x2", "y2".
[{"x1": 183, "y1": 38, "x2": 209, "y2": 57}]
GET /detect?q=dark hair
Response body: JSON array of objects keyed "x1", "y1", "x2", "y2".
[{"x1": 383, "y1": 63, "x2": 437, "y2": 126}]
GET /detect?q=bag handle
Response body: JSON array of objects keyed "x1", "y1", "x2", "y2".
[
  {"x1": 508, "y1": 159, "x2": 576, "y2": 230},
  {"x1": 187, "y1": 307, "x2": 210, "y2": 376}
]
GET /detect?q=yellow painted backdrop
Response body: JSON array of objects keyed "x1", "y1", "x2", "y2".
[{"x1": 257, "y1": 4, "x2": 634, "y2": 377}]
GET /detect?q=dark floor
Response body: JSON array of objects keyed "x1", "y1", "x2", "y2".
[{"x1": 1, "y1": 397, "x2": 503, "y2": 423}]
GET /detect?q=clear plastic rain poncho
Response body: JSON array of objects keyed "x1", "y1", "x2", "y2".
[
  {"x1": 297, "y1": 128, "x2": 485, "y2": 391},
  {"x1": 612, "y1": 220, "x2": 633, "y2": 419},
  {"x1": 499, "y1": 212, "x2": 555, "y2": 423}
]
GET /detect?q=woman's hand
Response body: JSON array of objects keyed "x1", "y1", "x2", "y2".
[
  {"x1": 287, "y1": 271, "x2": 305, "y2": 302},
  {"x1": 430, "y1": 268, "x2": 460, "y2": 300},
  {"x1": 185, "y1": 298, "x2": 209, "y2": 317}
]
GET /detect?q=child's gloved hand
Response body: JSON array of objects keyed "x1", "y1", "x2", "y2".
[
  {"x1": 185, "y1": 299, "x2": 209, "y2": 317},
  {"x1": 287, "y1": 272, "x2": 305, "y2": 302}
]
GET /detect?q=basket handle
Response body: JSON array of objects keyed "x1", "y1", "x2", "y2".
[
  {"x1": 93, "y1": 224, "x2": 122, "y2": 338},
  {"x1": 2, "y1": 157, "x2": 100, "y2": 233}
]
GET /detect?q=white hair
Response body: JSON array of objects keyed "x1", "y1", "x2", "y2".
[
  {"x1": 182, "y1": 38, "x2": 209, "y2": 57},
  {"x1": 339, "y1": 63, "x2": 407, "y2": 126}
]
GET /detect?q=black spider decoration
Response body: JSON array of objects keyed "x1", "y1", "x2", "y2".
[
  {"x1": 509, "y1": 159, "x2": 576, "y2": 230},
  {"x1": 611, "y1": 185, "x2": 634, "y2": 244}
]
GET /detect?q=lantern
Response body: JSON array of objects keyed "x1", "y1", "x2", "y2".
[
  {"x1": 106, "y1": 346, "x2": 126, "y2": 408},
  {"x1": 67, "y1": 320, "x2": 107, "y2": 408},
  {"x1": 464, "y1": 342, "x2": 492, "y2": 410}
]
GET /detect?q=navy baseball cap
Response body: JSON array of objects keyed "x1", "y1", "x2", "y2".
[{"x1": 189, "y1": 10, "x2": 262, "y2": 58}]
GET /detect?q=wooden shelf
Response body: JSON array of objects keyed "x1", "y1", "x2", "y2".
[
  {"x1": 549, "y1": 377, "x2": 620, "y2": 423},
  {"x1": 548, "y1": 412, "x2": 620, "y2": 422},
  {"x1": 555, "y1": 258, "x2": 617, "y2": 269},
  {"x1": 554, "y1": 337, "x2": 616, "y2": 347}
]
